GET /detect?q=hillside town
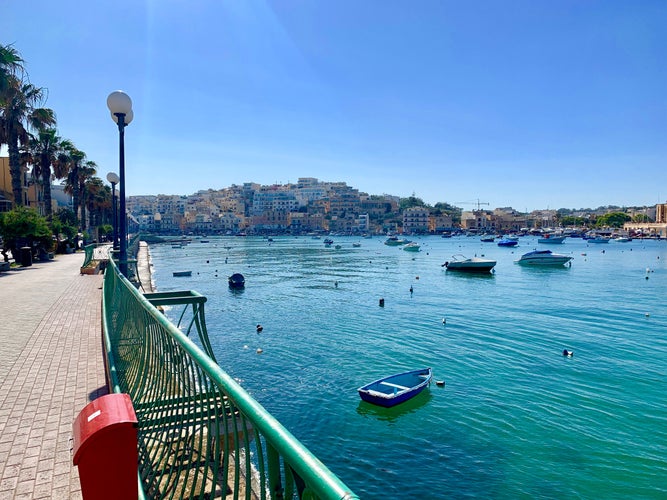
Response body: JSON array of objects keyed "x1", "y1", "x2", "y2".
[{"x1": 124, "y1": 177, "x2": 667, "y2": 238}]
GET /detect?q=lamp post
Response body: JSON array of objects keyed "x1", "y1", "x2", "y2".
[
  {"x1": 106, "y1": 172, "x2": 120, "y2": 250},
  {"x1": 107, "y1": 91, "x2": 133, "y2": 276}
]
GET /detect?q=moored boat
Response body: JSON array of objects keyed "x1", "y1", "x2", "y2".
[
  {"x1": 403, "y1": 242, "x2": 420, "y2": 252},
  {"x1": 228, "y1": 273, "x2": 245, "y2": 288},
  {"x1": 538, "y1": 234, "x2": 566, "y2": 244},
  {"x1": 173, "y1": 270, "x2": 192, "y2": 277},
  {"x1": 443, "y1": 254, "x2": 496, "y2": 273},
  {"x1": 384, "y1": 236, "x2": 410, "y2": 246},
  {"x1": 357, "y1": 367, "x2": 432, "y2": 407},
  {"x1": 516, "y1": 250, "x2": 572, "y2": 266},
  {"x1": 497, "y1": 238, "x2": 518, "y2": 247}
]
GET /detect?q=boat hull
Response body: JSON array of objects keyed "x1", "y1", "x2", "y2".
[
  {"x1": 538, "y1": 236, "x2": 566, "y2": 244},
  {"x1": 444, "y1": 255, "x2": 496, "y2": 273},
  {"x1": 358, "y1": 368, "x2": 432, "y2": 407},
  {"x1": 516, "y1": 250, "x2": 572, "y2": 266}
]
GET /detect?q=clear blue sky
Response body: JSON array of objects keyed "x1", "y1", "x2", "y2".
[{"x1": 5, "y1": 1, "x2": 666, "y2": 211}]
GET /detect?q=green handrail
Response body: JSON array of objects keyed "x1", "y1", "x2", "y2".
[{"x1": 102, "y1": 253, "x2": 358, "y2": 499}]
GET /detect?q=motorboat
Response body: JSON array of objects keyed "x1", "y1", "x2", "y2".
[
  {"x1": 538, "y1": 234, "x2": 566, "y2": 244},
  {"x1": 497, "y1": 238, "x2": 518, "y2": 247},
  {"x1": 516, "y1": 250, "x2": 572, "y2": 266},
  {"x1": 443, "y1": 254, "x2": 496, "y2": 273},
  {"x1": 402, "y1": 242, "x2": 420, "y2": 252},
  {"x1": 588, "y1": 237, "x2": 610, "y2": 243},
  {"x1": 384, "y1": 236, "x2": 410, "y2": 246},
  {"x1": 358, "y1": 368, "x2": 432, "y2": 407}
]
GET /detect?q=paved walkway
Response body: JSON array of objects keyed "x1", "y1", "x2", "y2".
[{"x1": 0, "y1": 253, "x2": 107, "y2": 499}]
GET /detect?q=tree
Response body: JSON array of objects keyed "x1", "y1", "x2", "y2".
[
  {"x1": 77, "y1": 161, "x2": 97, "y2": 230},
  {"x1": 21, "y1": 127, "x2": 62, "y2": 218},
  {"x1": 55, "y1": 140, "x2": 86, "y2": 227},
  {"x1": 399, "y1": 195, "x2": 428, "y2": 211},
  {"x1": 0, "y1": 75, "x2": 55, "y2": 207},
  {"x1": 0, "y1": 44, "x2": 24, "y2": 94},
  {"x1": 0, "y1": 206, "x2": 53, "y2": 262},
  {"x1": 596, "y1": 212, "x2": 631, "y2": 228}
]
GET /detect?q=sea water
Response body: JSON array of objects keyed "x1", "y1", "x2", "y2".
[{"x1": 148, "y1": 236, "x2": 667, "y2": 499}]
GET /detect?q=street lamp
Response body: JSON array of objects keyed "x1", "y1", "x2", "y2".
[
  {"x1": 107, "y1": 91, "x2": 133, "y2": 276},
  {"x1": 106, "y1": 172, "x2": 120, "y2": 250}
]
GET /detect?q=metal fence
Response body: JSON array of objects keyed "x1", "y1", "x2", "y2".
[{"x1": 102, "y1": 254, "x2": 358, "y2": 499}]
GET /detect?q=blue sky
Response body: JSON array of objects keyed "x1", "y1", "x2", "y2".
[{"x1": 4, "y1": 1, "x2": 666, "y2": 211}]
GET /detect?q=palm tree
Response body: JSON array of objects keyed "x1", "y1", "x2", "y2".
[
  {"x1": 0, "y1": 43, "x2": 24, "y2": 94},
  {"x1": 77, "y1": 161, "x2": 97, "y2": 231},
  {"x1": 55, "y1": 140, "x2": 86, "y2": 228},
  {"x1": 21, "y1": 127, "x2": 62, "y2": 218},
  {"x1": 0, "y1": 75, "x2": 55, "y2": 207}
]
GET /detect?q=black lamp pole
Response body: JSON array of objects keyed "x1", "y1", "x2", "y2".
[{"x1": 107, "y1": 90, "x2": 133, "y2": 277}]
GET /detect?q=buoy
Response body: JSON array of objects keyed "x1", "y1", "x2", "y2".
[
  {"x1": 206, "y1": 260, "x2": 209, "y2": 263},
  {"x1": 334, "y1": 281, "x2": 338, "y2": 288},
  {"x1": 645, "y1": 312, "x2": 650, "y2": 317},
  {"x1": 410, "y1": 286, "x2": 413, "y2": 293},
  {"x1": 415, "y1": 276, "x2": 419, "y2": 280},
  {"x1": 562, "y1": 349, "x2": 573, "y2": 357},
  {"x1": 256, "y1": 324, "x2": 263, "y2": 333},
  {"x1": 442, "y1": 318, "x2": 446, "y2": 325},
  {"x1": 379, "y1": 298, "x2": 385, "y2": 307},
  {"x1": 436, "y1": 380, "x2": 445, "y2": 387},
  {"x1": 256, "y1": 348, "x2": 263, "y2": 354}
]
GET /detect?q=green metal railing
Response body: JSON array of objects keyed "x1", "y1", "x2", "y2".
[{"x1": 102, "y1": 254, "x2": 358, "y2": 499}]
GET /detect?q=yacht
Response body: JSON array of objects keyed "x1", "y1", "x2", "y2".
[{"x1": 516, "y1": 250, "x2": 572, "y2": 266}]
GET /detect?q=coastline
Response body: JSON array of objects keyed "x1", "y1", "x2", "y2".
[{"x1": 137, "y1": 241, "x2": 155, "y2": 293}]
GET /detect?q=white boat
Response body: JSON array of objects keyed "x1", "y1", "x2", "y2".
[
  {"x1": 614, "y1": 237, "x2": 632, "y2": 242},
  {"x1": 588, "y1": 237, "x2": 610, "y2": 243},
  {"x1": 403, "y1": 242, "x2": 420, "y2": 252},
  {"x1": 538, "y1": 234, "x2": 566, "y2": 244},
  {"x1": 516, "y1": 250, "x2": 572, "y2": 266},
  {"x1": 443, "y1": 254, "x2": 496, "y2": 273},
  {"x1": 384, "y1": 236, "x2": 410, "y2": 246}
]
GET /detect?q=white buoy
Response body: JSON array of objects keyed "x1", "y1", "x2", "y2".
[
  {"x1": 645, "y1": 313, "x2": 650, "y2": 318},
  {"x1": 442, "y1": 318, "x2": 446, "y2": 325},
  {"x1": 256, "y1": 348, "x2": 263, "y2": 354}
]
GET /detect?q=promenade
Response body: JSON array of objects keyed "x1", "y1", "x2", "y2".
[{"x1": 0, "y1": 253, "x2": 107, "y2": 499}]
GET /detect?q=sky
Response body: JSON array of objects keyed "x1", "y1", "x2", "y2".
[{"x1": 4, "y1": 0, "x2": 666, "y2": 212}]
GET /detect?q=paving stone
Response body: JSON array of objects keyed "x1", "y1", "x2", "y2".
[{"x1": 0, "y1": 253, "x2": 107, "y2": 498}]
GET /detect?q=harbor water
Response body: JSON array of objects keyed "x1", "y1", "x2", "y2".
[{"x1": 148, "y1": 236, "x2": 667, "y2": 499}]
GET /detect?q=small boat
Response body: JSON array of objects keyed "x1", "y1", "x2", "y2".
[
  {"x1": 323, "y1": 238, "x2": 334, "y2": 246},
  {"x1": 228, "y1": 273, "x2": 245, "y2": 288},
  {"x1": 384, "y1": 236, "x2": 410, "y2": 246},
  {"x1": 173, "y1": 270, "x2": 192, "y2": 277},
  {"x1": 588, "y1": 237, "x2": 610, "y2": 243},
  {"x1": 357, "y1": 367, "x2": 432, "y2": 407},
  {"x1": 443, "y1": 254, "x2": 496, "y2": 273},
  {"x1": 480, "y1": 236, "x2": 495, "y2": 242},
  {"x1": 516, "y1": 250, "x2": 572, "y2": 266},
  {"x1": 614, "y1": 237, "x2": 632, "y2": 242},
  {"x1": 352, "y1": 242, "x2": 361, "y2": 248},
  {"x1": 403, "y1": 242, "x2": 421, "y2": 252},
  {"x1": 497, "y1": 238, "x2": 518, "y2": 247},
  {"x1": 538, "y1": 234, "x2": 566, "y2": 244},
  {"x1": 200, "y1": 240, "x2": 210, "y2": 243}
]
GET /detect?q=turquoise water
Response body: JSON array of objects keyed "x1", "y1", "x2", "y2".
[{"x1": 149, "y1": 236, "x2": 667, "y2": 499}]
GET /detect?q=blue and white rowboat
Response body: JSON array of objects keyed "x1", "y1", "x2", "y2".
[{"x1": 358, "y1": 367, "x2": 432, "y2": 407}]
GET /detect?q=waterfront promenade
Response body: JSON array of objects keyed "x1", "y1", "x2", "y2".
[{"x1": 0, "y1": 252, "x2": 107, "y2": 499}]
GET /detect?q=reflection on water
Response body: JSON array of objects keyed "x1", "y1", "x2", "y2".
[{"x1": 356, "y1": 391, "x2": 434, "y2": 422}]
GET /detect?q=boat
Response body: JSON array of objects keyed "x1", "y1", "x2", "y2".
[
  {"x1": 352, "y1": 242, "x2": 361, "y2": 248},
  {"x1": 516, "y1": 250, "x2": 573, "y2": 266},
  {"x1": 614, "y1": 237, "x2": 632, "y2": 242},
  {"x1": 357, "y1": 368, "x2": 432, "y2": 407},
  {"x1": 228, "y1": 273, "x2": 245, "y2": 288},
  {"x1": 172, "y1": 270, "x2": 192, "y2": 277},
  {"x1": 443, "y1": 254, "x2": 496, "y2": 273},
  {"x1": 200, "y1": 240, "x2": 210, "y2": 243},
  {"x1": 480, "y1": 236, "x2": 495, "y2": 242},
  {"x1": 497, "y1": 238, "x2": 518, "y2": 247},
  {"x1": 323, "y1": 238, "x2": 334, "y2": 246},
  {"x1": 538, "y1": 234, "x2": 566, "y2": 244},
  {"x1": 384, "y1": 236, "x2": 410, "y2": 246},
  {"x1": 402, "y1": 242, "x2": 420, "y2": 252},
  {"x1": 588, "y1": 237, "x2": 610, "y2": 243}
]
